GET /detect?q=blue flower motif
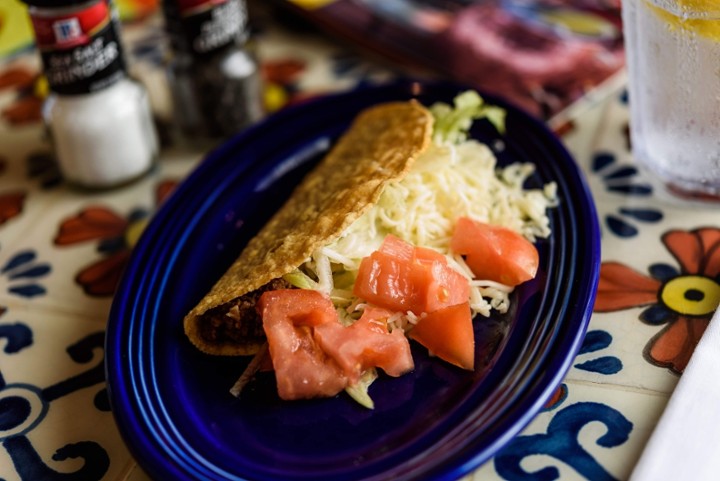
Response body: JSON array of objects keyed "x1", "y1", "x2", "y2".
[
  {"x1": 495, "y1": 402, "x2": 632, "y2": 481},
  {"x1": 130, "y1": 30, "x2": 166, "y2": 67},
  {"x1": 0, "y1": 330, "x2": 110, "y2": 480},
  {"x1": 575, "y1": 330, "x2": 623, "y2": 375},
  {"x1": 593, "y1": 152, "x2": 652, "y2": 196},
  {"x1": 0, "y1": 322, "x2": 33, "y2": 354},
  {"x1": 619, "y1": 88, "x2": 629, "y2": 105},
  {"x1": 591, "y1": 151, "x2": 663, "y2": 238},
  {"x1": 26, "y1": 151, "x2": 62, "y2": 189},
  {"x1": 0, "y1": 249, "x2": 51, "y2": 298}
]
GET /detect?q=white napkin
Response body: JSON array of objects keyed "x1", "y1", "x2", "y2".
[{"x1": 630, "y1": 308, "x2": 720, "y2": 481}]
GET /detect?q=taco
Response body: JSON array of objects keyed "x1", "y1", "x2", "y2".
[
  {"x1": 183, "y1": 91, "x2": 557, "y2": 403},
  {"x1": 184, "y1": 100, "x2": 434, "y2": 356}
]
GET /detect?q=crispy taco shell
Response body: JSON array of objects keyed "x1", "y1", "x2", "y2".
[{"x1": 184, "y1": 100, "x2": 434, "y2": 355}]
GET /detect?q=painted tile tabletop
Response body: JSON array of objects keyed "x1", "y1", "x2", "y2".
[{"x1": 1, "y1": 4, "x2": 719, "y2": 481}]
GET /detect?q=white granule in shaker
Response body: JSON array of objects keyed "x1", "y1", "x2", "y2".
[
  {"x1": 26, "y1": 0, "x2": 159, "y2": 189},
  {"x1": 44, "y1": 78, "x2": 159, "y2": 188}
]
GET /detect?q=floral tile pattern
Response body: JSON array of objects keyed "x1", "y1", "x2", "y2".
[
  {"x1": 1, "y1": 5, "x2": 718, "y2": 481},
  {"x1": 597, "y1": 228, "x2": 720, "y2": 374},
  {"x1": 0, "y1": 305, "x2": 133, "y2": 481},
  {"x1": 471, "y1": 380, "x2": 669, "y2": 481}
]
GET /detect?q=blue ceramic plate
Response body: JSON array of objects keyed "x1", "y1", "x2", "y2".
[{"x1": 106, "y1": 80, "x2": 600, "y2": 481}]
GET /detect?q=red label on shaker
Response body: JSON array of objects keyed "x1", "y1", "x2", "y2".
[{"x1": 29, "y1": 0, "x2": 126, "y2": 95}]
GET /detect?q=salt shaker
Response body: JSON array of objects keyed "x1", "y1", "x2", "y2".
[
  {"x1": 161, "y1": 0, "x2": 264, "y2": 145},
  {"x1": 24, "y1": 0, "x2": 159, "y2": 189}
]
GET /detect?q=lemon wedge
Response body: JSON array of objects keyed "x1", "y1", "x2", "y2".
[{"x1": 647, "y1": 0, "x2": 720, "y2": 41}]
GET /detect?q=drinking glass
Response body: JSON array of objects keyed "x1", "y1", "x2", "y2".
[{"x1": 622, "y1": 0, "x2": 720, "y2": 200}]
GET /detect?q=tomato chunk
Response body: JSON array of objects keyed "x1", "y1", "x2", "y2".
[
  {"x1": 354, "y1": 235, "x2": 470, "y2": 315},
  {"x1": 258, "y1": 289, "x2": 347, "y2": 400},
  {"x1": 408, "y1": 302, "x2": 475, "y2": 370},
  {"x1": 315, "y1": 306, "x2": 414, "y2": 384},
  {"x1": 259, "y1": 290, "x2": 414, "y2": 399},
  {"x1": 451, "y1": 217, "x2": 539, "y2": 286}
]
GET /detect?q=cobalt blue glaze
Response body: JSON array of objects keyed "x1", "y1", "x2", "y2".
[{"x1": 105, "y1": 80, "x2": 601, "y2": 481}]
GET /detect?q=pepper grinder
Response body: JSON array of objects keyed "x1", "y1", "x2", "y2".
[{"x1": 161, "y1": 0, "x2": 264, "y2": 146}]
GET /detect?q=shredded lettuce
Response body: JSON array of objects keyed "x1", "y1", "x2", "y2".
[
  {"x1": 429, "y1": 90, "x2": 506, "y2": 145},
  {"x1": 345, "y1": 368, "x2": 378, "y2": 409},
  {"x1": 282, "y1": 270, "x2": 317, "y2": 290}
]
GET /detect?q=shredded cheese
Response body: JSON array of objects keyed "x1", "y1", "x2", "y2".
[
  {"x1": 283, "y1": 90, "x2": 556, "y2": 326},
  {"x1": 301, "y1": 139, "x2": 556, "y2": 320}
]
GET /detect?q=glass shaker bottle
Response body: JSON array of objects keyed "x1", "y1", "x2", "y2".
[
  {"x1": 24, "y1": 0, "x2": 159, "y2": 189},
  {"x1": 161, "y1": 0, "x2": 264, "y2": 145}
]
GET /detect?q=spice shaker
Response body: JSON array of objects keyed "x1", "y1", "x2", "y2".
[
  {"x1": 161, "y1": 0, "x2": 264, "y2": 144},
  {"x1": 24, "y1": 0, "x2": 159, "y2": 189}
]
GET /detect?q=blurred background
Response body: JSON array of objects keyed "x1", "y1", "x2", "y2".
[{"x1": 0, "y1": 0, "x2": 625, "y2": 138}]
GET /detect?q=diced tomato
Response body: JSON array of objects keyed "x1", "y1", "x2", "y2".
[
  {"x1": 408, "y1": 302, "x2": 475, "y2": 370},
  {"x1": 258, "y1": 290, "x2": 414, "y2": 399},
  {"x1": 451, "y1": 217, "x2": 539, "y2": 286},
  {"x1": 376, "y1": 233, "x2": 414, "y2": 260},
  {"x1": 315, "y1": 306, "x2": 414, "y2": 383},
  {"x1": 258, "y1": 289, "x2": 347, "y2": 400},
  {"x1": 353, "y1": 235, "x2": 470, "y2": 315}
]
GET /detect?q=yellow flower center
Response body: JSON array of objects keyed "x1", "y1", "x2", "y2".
[{"x1": 660, "y1": 275, "x2": 720, "y2": 316}]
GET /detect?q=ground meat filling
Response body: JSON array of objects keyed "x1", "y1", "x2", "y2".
[{"x1": 199, "y1": 278, "x2": 293, "y2": 345}]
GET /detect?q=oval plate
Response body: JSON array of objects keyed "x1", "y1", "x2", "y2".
[{"x1": 106, "y1": 80, "x2": 600, "y2": 481}]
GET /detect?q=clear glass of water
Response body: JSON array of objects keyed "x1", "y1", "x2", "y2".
[{"x1": 623, "y1": 0, "x2": 720, "y2": 200}]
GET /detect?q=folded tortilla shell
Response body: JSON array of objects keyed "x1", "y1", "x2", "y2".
[{"x1": 184, "y1": 100, "x2": 434, "y2": 355}]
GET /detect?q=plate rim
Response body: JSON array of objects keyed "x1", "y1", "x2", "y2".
[{"x1": 106, "y1": 78, "x2": 601, "y2": 481}]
